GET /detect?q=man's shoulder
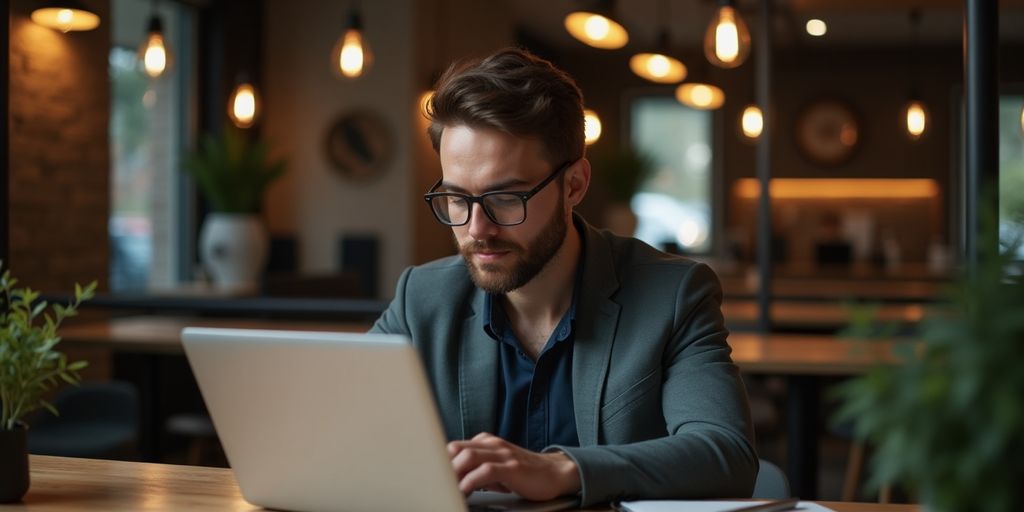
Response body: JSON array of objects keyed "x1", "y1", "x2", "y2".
[
  {"x1": 401, "y1": 254, "x2": 474, "y2": 294},
  {"x1": 597, "y1": 228, "x2": 707, "y2": 278}
]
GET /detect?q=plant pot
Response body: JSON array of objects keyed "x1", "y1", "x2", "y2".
[
  {"x1": 199, "y1": 213, "x2": 269, "y2": 293},
  {"x1": 0, "y1": 425, "x2": 30, "y2": 503}
]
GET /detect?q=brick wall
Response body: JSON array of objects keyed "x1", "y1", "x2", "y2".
[{"x1": 8, "y1": 0, "x2": 110, "y2": 293}]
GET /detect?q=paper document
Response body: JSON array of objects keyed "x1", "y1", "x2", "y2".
[{"x1": 617, "y1": 500, "x2": 836, "y2": 512}]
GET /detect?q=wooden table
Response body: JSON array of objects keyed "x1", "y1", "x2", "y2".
[
  {"x1": 59, "y1": 316, "x2": 904, "y2": 501},
  {"x1": 0, "y1": 456, "x2": 920, "y2": 511}
]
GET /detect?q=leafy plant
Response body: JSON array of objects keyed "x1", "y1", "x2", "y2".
[
  {"x1": 0, "y1": 265, "x2": 97, "y2": 431},
  {"x1": 833, "y1": 211, "x2": 1024, "y2": 511},
  {"x1": 183, "y1": 126, "x2": 287, "y2": 214},
  {"x1": 589, "y1": 146, "x2": 654, "y2": 204}
]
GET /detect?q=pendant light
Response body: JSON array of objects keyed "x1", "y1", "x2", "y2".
[
  {"x1": 139, "y1": 1, "x2": 171, "y2": 78},
  {"x1": 676, "y1": 83, "x2": 726, "y2": 110},
  {"x1": 564, "y1": 0, "x2": 629, "y2": 50},
  {"x1": 31, "y1": 0, "x2": 100, "y2": 32},
  {"x1": 228, "y1": 76, "x2": 260, "y2": 129},
  {"x1": 629, "y1": 0, "x2": 686, "y2": 84},
  {"x1": 332, "y1": 2, "x2": 372, "y2": 79},
  {"x1": 704, "y1": 0, "x2": 750, "y2": 69},
  {"x1": 903, "y1": 9, "x2": 927, "y2": 141},
  {"x1": 584, "y1": 109, "x2": 602, "y2": 145},
  {"x1": 740, "y1": 104, "x2": 764, "y2": 139}
]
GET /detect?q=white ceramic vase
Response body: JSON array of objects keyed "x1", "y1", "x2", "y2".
[{"x1": 199, "y1": 213, "x2": 268, "y2": 292}]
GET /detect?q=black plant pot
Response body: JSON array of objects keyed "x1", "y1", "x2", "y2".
[{"x1": 0, "y1": 425, "x2": 30, "y2": 503}]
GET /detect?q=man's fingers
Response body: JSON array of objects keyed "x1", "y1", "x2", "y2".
[
  {"x1": 450, "y1": 447, "x2": 504, "y2": 480},
  {"x1": 458, "y1": 461, "x2": 513, "y2": 495}
]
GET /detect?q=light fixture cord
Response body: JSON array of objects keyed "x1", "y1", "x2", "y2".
[{"x1": 908, "y1": 8, "x2": 922, "y2": 98}]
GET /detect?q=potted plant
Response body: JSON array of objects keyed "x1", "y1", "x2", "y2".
[
  {"x1": 588, "y1": 146, "x2": 653, "y2": 237},
  {"x1": 0, "y1": 266, "x2": 96, "y2": 502},
  {"x1": 184, "y1": 126, "x2": 287, "y2": 292},
  {"x1": 834, "y1": 212, "x2": 1024, "y2": 511}
]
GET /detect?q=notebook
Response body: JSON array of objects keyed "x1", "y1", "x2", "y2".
[{"x1": 181, "y1": 327, "x2": 579, "y2": 512}]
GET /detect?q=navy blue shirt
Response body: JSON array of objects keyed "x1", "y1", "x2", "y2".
[{"x1": 484, "y1": 292, "x2": 580, "y2": 452}]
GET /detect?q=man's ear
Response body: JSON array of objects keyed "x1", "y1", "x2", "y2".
[{"x1": 565, "y1": 158, "x2": 591, "y2": 208}]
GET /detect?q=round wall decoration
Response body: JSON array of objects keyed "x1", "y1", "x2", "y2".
[
  {"x1": 324, "y1": 110, "x2": 393, "y2": 181},
  {"x1": 794, "y1": 99, "x2": 861, "y2": 167}
]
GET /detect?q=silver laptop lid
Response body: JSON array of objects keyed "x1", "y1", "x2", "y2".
[{"x1": 181, "y1": 327, "x2": 465, "y2": 512}]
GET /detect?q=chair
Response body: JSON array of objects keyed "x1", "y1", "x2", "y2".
[
  {"x1": 27, "y1": 381, "x2": 140, "y2": 459},
  {"x1": 752, "y1": 458, "x2": 790, "y2": 499}
]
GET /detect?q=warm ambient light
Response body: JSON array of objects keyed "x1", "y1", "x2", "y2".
[
  {"x1": 741, "y1": 105, "x2": 763, "y2": 139},
  {"x1": 630, "y1": 53, "x2": 687, "y2": 84},
  {"x1": 583, "y1": 109, "x2": 602, "y2": 145},
  {"x1": 704, "y1": 3, "x2": 750, "y2": 68},
  {"x1": 805, "y1": 19, "x2": 827, "y2": 37},
  {"x1": 734, "y1": 178, "x2": 941, "y2": 200},
  {"x1": 418, "y1": 90, "x2": 434, "y2": 118},
  {"x1": 228, "y1": 83, "x2": 259, "y2": 129},
  {"x1": 1019, "y1": 105, "x2": 1023, "y2": 136},
  {"x1": 332, "y1": 9, "x2": 372, "y2": 79},
  {"x1": 675, "y1": 83, "x2": 726, "y2": 110},
  {"x1": 905, "y1": 100, "x2": 928, "y2": 140},
  {"x1": 564, "y1": 10, "x2": 629, "y2": 50},
  {"x1": 140, "y1": 16, "x2": 171, "y2": 78},
  {"x1": 31, "y1": 2, "x2": 101, "y2": 32}
]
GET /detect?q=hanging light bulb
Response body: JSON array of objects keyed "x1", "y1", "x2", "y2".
[
  {"x1": 676, "y1": 83, "x2": 726, "y2": 110},
  {"x1": 228, "y1": 79, "x2": 259, "y2": 129},
  {"x1": 584, "y1": 109, "x2": 602, "y2": 145},
  {"x1": 564, "y1": 0, "x2": 629, "y2": 50},
  {"x1": 139, "y1": 13, "x2": 171, "y2": 78},
  {"x1": 31, "y1": 1, "x2": 100, "y2": 32},
  {"x1": 332, "y1": 6, "x2": 373, "y2": 79},
  {"x1": 704, "y1": 0, "x2": 751, "y2": 69},
  {"x1": 630, "y1": 31, "x2": 687, "y2": 84},
  {"x1": 741, "y1": 104, "x2": 764, "y2": 139},
  {"x1": 904, "y1": 99, "x2": 928, "y2": 140},
  {"x1": 805, "y1": 19, "x2": 827, "y2": 37}
]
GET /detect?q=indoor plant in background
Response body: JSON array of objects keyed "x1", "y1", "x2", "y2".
[
  {"x1": 0, "y1": 266, "x2": 96, "y2": 502},
  {"x1": 834, "y1": 209, "x2": 1024, "y2": 511},
  {"x1": 588, "y1": 146, "x2": 653, "y2": 237},
  {"x1": 184, "y1": 126, "x2": 287, "y2": 292}
]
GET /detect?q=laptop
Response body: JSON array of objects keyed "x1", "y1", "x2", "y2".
[{"x1": 181, "y1": 327, "x2": 580, "y2": 512}]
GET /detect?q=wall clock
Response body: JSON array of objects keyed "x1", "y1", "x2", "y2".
[
  {"x1": 794, "y1": 100, "x2": 861, "y2": 167},
  {"x1": 324, "y1": 110, "x2": 393, "y2": 181}
]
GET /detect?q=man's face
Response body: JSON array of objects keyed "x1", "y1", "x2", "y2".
[{"x1": 438, "y1": 125, "x2": 569, "y2": 294}]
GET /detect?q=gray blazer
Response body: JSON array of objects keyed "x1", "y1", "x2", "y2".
[{"x1": 370, "y1": 216, "x2": 758, "y2": 506}]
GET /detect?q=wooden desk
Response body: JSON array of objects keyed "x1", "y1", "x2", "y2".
[{"x1": 1, "y1": 456, "x2": 919, "y2": 512}]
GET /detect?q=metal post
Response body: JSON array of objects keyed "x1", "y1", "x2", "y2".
[
  {"x1": 964, "y1": 0, "x2": 999, "y2": 268},
  {"x1": 1, "y1": 0, "x2": 9, "y2": 266},
  {"x1": 755, "y1": 0, "x2": 773, "y2": 332}
]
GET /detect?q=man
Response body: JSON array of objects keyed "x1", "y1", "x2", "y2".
[{"x1": 370, "y1": 47, "x2": 757, "y2": 507}]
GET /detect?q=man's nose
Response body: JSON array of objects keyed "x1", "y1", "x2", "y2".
[{"x1": 466, "y1": 203, "x2": 499, "y2": 240}]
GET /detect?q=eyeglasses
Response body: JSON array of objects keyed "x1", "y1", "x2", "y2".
[{"x1": 423, "y1": 161, "x2": 572, "y2": 227}]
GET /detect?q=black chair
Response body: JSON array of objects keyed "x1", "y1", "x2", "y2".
[{"x1": 28, "y1": 380, "x2": 140, "y2": 459}]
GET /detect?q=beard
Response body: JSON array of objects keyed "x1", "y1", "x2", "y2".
[{"x1": 459, "y1": 200, "x2": 568, "y2": 294}]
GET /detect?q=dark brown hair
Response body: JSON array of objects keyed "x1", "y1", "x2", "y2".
[{"x1": 426, "y1": 47, "x2": 585, "y2": 166}]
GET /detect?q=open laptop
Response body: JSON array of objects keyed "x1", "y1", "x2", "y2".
[{"x1": 181, "y1": 327, "x2": 580, "y2": 512}]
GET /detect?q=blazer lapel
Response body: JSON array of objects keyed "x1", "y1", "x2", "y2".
[
  {"x1": 459, "y1": 289, "x2": 499, "y2": 439},
  {"x1": 572, "y1": 217, "x2": 621, "y2": 447}
]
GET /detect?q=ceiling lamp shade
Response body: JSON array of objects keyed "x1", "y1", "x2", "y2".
[
  {"x1": 564, "y1": 0, "x2": 628, "y2": 50},
  {"x1": 332, "y1": 7, "x2": 373, "y2": 79},
  {"x1": 629, "y1": 32, "x2": 686, "y2": 84},
  {"x1": 31, "y1": 1, "x2": 100, "y2": 32},
  {"x1": 704, "y1": 0, "x2": 750, "y2": 69},
  {"x1": 741, "y1": 104, "x2": 764, "y2": 139},
  {"x1": 228, "y1": 81, "x2": 260, "y2": 129},
  {"x1": 139, "y1": 15, "x2": 171, "y2": 78},
  {"x1": 583, "y1": 109, "x2": 602, "y2": 145},
  {"x1": 675, "y1": 83, "x2": 725, "y2": 110},
  {"x1": 904, "y1": 99, "x2": 928, "y2": 140}
]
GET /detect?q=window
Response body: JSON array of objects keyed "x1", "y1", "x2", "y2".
[
  {"x1": 629, "y1": 97, "x2": 714, "y2": 253},
  {"x1": 109, "y1": 0, "x2": 196, "y2": 291},
  {"x1": 999, "y1": 95, "x2": 1024, "y2": 259}
]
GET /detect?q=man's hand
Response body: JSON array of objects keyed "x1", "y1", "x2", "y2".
[{"x1": 447, "y1": 432, "x2": 581, "y2": 500}]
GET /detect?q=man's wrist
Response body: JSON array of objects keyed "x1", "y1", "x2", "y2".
[{"x1": 546, "y1": 451, "x2": 582, "y2": 496}]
